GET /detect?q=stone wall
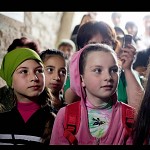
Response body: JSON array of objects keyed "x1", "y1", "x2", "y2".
[{"x1": 0, "y1": 12, "x2": 75, "y2": 87}]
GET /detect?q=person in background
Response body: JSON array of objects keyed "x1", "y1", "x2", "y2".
[
  {"x1": 114, "y1": 26, "x2": 126, "y2": 56},
  {"x1": 40, "y1": 49, "x2": 67, "y2": 114},
  {"x1": 57, "y1": 39, "x2": 76, "y2": 96},
  {"x1": 139, "y1": 14, "x2": 150, "y2": 50},
  {"x1": 0, "y1": 48, "x2": 55, "y2": 145},
  {"x1": 125, "y1": 21, "x2": 140, "y2": 44},
  {"x1": 125, "y1": 21, "x2": 142, "y2": 51},
  {"x1": 65, "y1": 21, "x2": 144, "y2": 113},
  {"x1": 133, "y1": 59, "x2": 150, "y2": 145},
  {"x1": 133, "y1": 47, "x2": 150, "y2": 85},
  {"x1": 57, "y1": 39, "x2": 76, "y2": 63},
  {"x1": 111, "y1": 12, "x2": 122, "y2": 28},
  {"x1": 70, "y1": 12, "x2": 97, "y2": 49},
  {"x1": 7, "y1": 37, "x2": 41, "y2": 54},
  {"x1": 113, "y1": 26, "x2": 136, "y2": 60},
  {"x1": 0, "y1": 37, "x2": 41, "y2": 112},
  {"x1": 50, "y1": 43, "x2": 135, "y2": 145}
]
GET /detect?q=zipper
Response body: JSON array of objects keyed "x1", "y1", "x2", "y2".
[{"x1": 96, "y1": 138, "x2": 100, "y2": 145}]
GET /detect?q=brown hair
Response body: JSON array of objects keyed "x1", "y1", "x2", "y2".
[{"x1": 7, "y1": 37, "x2": 41, "y2": 54}]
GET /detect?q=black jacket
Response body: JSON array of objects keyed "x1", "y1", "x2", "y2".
[{"x1": 0, "y1": 106, "x2": 54, "y2": 145}]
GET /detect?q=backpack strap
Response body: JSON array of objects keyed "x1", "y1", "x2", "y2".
[
  {"x1": 121, "y1": 102, "x2": 135, "y2": 136},
  {"x1": 63, "y1": 101, "x2": 81, "y2": 145}
]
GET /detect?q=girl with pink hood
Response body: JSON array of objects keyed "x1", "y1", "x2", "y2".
[{"x1": 50, "y1": 43, "x2": 135, "y2": 145}]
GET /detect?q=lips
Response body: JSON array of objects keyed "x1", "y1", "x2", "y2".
[
  {"x1": 51, "y1": 83, "x2": 60, "y2": 88},
  {"x1": 101, "y1": 85, "x2": 113, "y2": 90},
  {"x1": 28, "y1": 85, "x2": 40, "y2": 90}
]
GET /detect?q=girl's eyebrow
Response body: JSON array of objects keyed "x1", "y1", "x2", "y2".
[
  {"x1": 45, "y1": 65, "x2": 54, "y2": 68},
  {"x1": 90, "y1": 64, "x2": 118, "y2": 68},
  {"x1": 15, "y1": 66, "x2": 28, "y2": 71},
  {"x1": 45, "y1": 65, "x2": 66, "y2": 70},
  {"x1": 16, "y1": 65, "x2": 42, "y2": 70}
]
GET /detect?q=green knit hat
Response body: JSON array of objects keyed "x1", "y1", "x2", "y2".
[{"x1": 0, "y1": 48, "x2": 43, "y2": 87}]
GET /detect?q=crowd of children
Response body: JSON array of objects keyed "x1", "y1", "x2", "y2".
[{"x1": 1, "y1": 14, "x2": 150, "y2": 145}]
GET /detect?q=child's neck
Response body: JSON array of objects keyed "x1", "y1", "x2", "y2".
[{"x1": 86, "y1": 97, "x2": 112, "y2": 109}]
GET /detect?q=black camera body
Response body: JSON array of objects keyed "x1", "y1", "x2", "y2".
[{"x1": 123, "y1": 34, "x2": 133, "y2": 48}]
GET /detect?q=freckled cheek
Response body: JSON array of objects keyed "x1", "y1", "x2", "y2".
[{"x1": 83, "y1": 77, "x2": 97, "y2": 88}]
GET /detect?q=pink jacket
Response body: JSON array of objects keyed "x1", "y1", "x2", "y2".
[
  {"x1": 50, "y1": 101, "x2": 133, "y2": 145},
  {"x1": 50, "y1": 45, "x2": 134, "y2": 145}
]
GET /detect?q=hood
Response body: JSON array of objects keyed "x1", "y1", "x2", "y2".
[{"x1": 69, "y1": 44, "x2": 117, "y2": 104}]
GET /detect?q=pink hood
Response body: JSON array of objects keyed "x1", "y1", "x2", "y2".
[{"x1": 69, "y1": 44, "x2": 118, "y2": 104}]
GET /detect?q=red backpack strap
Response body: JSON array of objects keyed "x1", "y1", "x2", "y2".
[
  {"x1": 63, "y1": 101, "x2": 81, "y2": 145},
  {"x1": 121, "y1": 102, "x2": 135, "y2": 135}
]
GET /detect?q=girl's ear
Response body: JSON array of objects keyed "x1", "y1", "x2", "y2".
[{"x1": 80, "y1": 75, "x2": 85, "y2": 87}]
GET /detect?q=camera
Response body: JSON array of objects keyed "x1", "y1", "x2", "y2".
[{"x1": 123, "y1": 34, "x2": 133, "y2": 48}]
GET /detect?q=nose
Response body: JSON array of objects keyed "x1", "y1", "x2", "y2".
[
  {"x1": 104, "y1": 71, "x2": 112, "y2": 81},
  {"x1": 30, "y1": 73, "x2": 38, "y2": 82},
  {"x1": 53, "y1": 72, "x2": 60, "y2": 81}
]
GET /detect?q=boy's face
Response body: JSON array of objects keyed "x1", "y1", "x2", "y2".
[
  {"x1": 81, "y1": 51, "x2": 119, "y2": 103},
  {"x1": 59, "y1": 45, "x2": 74, "y2": 61},
  {"x1": 12, "y1": 59, "x2": 45, "y2": 102}
]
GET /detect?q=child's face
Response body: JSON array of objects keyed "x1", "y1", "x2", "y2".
[
  {"x1": 12, "y1": 59, "x2": 45, "y2": 102},
  {"x1": 59, "y1": 45, "x2": 74, "y2": 61},
  {"x1": 44, "y1": 55, "x2": 67, "y2": 95},
  {"x1": 81, "y1": 51, "x2": 119, "y2": 102}
]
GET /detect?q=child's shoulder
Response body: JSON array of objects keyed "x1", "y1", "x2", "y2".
[
  {"x1": 119, "y1": 102, "x2": 135, "y2": 131},
  {"x1": 120, "y1": 102, "x2": 135, "y2": 110}
]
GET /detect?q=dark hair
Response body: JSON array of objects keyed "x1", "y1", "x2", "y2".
[
  {"x1": 77, "y1": 21, "x2": 117, "y2": 50},
  {"x1": 7, "y1": 37, "x2": 41, "y2": 54},
  {"x1": 114, "y1": 26, "x2": 125, "y2": 36},
  {"x1": 125, "y1": 21, "x2": 137, "y2": 30},
  {"x1": 133, "y1": 48, "x2": 150, "y2": 69},
  {"x1": 133, "y1": 62, "x2": 150, "y2": 145},
  {"x1": 79, "y1": 43, "x2": 117, "y2": 75},
  {"x1": 40, "y1": 49, "x2": 66, "y2": 63}
]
